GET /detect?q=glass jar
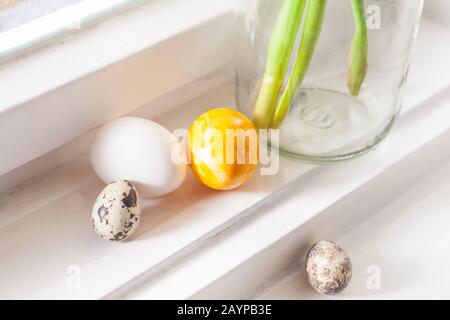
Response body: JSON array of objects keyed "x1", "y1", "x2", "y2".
[{"x1": 234, "y1": 0, "x2": 424, "y2": 162}]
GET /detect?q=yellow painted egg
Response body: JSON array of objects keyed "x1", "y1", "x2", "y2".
[{"x1": 188, "y1": 108, "x2": 259, "y2": 190}]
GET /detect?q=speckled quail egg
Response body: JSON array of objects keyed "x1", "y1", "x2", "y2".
[
  {"x1": 306, "y1": 240, "x2": 352, "y2": 295},
  {"x1": 92, "y1": 180, "x2": 141, "y2": 241}
]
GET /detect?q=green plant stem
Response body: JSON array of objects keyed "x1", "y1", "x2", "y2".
[
  {"x1": 253, "y1": 0, "x2": 307, "y2": 129},
  {"x1": 348, "y1": 0, "x2": 368, "y2": 96},
  {"x1": 271, "y1": 0, "x2": 328, "y2": 129}
]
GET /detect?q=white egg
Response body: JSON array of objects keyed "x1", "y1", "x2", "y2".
[
  {"x1": 92, "y1": 180, "x2": 141, "y2": 241},
  {"x1": 90, "y1": 117, "x2": 187, "y2": 198}
]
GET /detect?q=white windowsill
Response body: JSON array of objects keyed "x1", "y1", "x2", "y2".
[
  {"x1": 102, "y1": 16, "x2": 450, "y2": 300},
  {"x1": 1, "y1": 3, "x2": 449, "y2": 300}
]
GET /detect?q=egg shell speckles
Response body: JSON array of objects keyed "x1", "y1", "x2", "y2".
[
  {"x1": 92, "y1": 180, "x2": 141, "y2": 241},
  {"x1": 306, "y1": 240, "x2": 352, "y2": 295}
]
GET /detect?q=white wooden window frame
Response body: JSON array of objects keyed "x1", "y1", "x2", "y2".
[{"x1": 0, "y1": 0, "x2": 233, "y2": 176}]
